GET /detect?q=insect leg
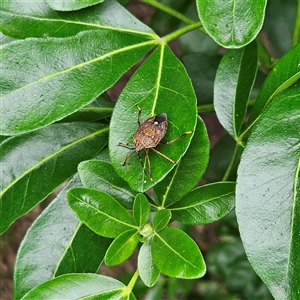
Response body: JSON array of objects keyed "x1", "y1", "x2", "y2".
[
  {"x1": 121, "y1": 150, "x2": 136, "y2": 166},
  {"x1": 137, "y1": 151, "x2": 146, "y2": 172},
  {"x1": 144, "y1": 149, "x2": 154, "y2": 183},
  {"x1": 160, "y1": 131, "x2": 193, "y2": 144},
  {"x1": 151, "y1": 147, "x2": 176, "y2": 164},
  {"x1": 118, "y1": 142, "x2": 135, "y2": 150}
]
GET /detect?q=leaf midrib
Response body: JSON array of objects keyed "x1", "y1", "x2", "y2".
[
  {"x1": 155, "y1": 230, "x2": 201, "y2": 271},
  {"x1": 0, "y1": 126, "x2": 109, "y2": 197},
  {"x1": 0, "y1": 10, "x2": 157, "y2": 38},
  {"x1": 170, "y1": 191, "x2": 234, "y2": 211},
  {"x1": 0, "y1": 40, "x2": 157, "y2": 101},
  {"x1": 73, "y1": 193, "x2": 137, "y2": 230}
]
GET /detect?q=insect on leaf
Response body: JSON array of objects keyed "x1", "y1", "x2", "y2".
[{"x1": 109, "y1": 44, "x2": 197, "y2": 192}]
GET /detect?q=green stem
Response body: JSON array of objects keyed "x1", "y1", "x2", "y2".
[
  {"x1": 127, "y1": 269, "x2": 139, "y2": 291},
  {"x1": 141, "y1": 0, "x2": 203, "y2": 28},
  {"x1": 256, "y1": 37, "x2": 275, "y2": 71},
  {"x1": 197, "y1": 99, "x2": 255, "y2": 114},
  {"x1": 163, "y1": 22, "x2": 203, "y2": 43},
  {"x1": 293, "y1": 0, "x2": 300, "y2": 46},
  {"x1": 222, "y1": 142, "x2": 239, "y2": 181},
  {"x1": 197, "y1": 104, "x2": 215, "y2": 113}
]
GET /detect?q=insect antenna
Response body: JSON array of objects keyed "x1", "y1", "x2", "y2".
[{"x1": 118, "y1": 141, "x2": 135, "y2": 150}]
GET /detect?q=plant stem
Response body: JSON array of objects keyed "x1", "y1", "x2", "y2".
[
  {"x1": 222, "y1": 142, "x2": 239, "y2": 181},
  {"x1": 197, "y1": 99, "x2": 255, "y2": 114},
  {"x1": 141, "y1": 0, "x2": 204, "y2": 30},
  {"x1": 256, "y1": 37, "x2": 275, "y2": 71},
  {"x1": 197, "y1": 104, "x2": 215, "y2": 113},
  {"x1": 163, "y1": 22, "x2": 203, "y2": 43},
  {"x1": 292, "y1": 0, "x2": 300, "y2": 46},
  {"x1": 127, "y1": 269, "x2": 139, "y2": 291}
]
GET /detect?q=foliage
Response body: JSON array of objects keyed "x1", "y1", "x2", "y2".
[{"x1": 0, "y1": 0, "x2": 299, "y2": 299}]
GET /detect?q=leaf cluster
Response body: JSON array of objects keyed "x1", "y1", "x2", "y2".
[{"x1": 1, "y1": 0, "x2": 299, "y2": 299}]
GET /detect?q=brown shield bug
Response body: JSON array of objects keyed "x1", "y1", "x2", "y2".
[{"x1": 118, "y1": 106, "x2": 192, "y2": 183}]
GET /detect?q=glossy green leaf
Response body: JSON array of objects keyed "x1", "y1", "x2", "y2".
[
  {"x1": 151, "y1": 227, "x2": 206, "y2": 279},
  {"x1": 67, "y1": 188, "x2": 137, "y2": 238},
  {"x1": 133, "y1": 193, "x2": 150, "y2": 227},
  {"x1": 170, "y1": 182, "x2": 236, "y2": 224},
  {"x1": 196, "y1": 0, "x2": 267, "y2": 48},
  {"x1": 78, "y1": 160, "x2": 137, "y2": 209},
  {"x1": 109, "y1": 45, "x2": 197, "y2": 192},
  {"x1": 153, "y1": 116, "x2": 210, "y2": 207},
  {"x1": 14, "y1": 175, "x2": 111, "y2": 300},
  {"x1": 153, "y1": 210, "x2": 171, "y2": 232},
  {"x1": 0, "y1": 31, "x2": 15, "y2": 44},
  {"x1": 236, "y1": 85, "x2": 300, "y2": 299},
  {"x1": 60, "y1": 93, "x2": 114, "y2": 122},
  {"x1": 214, "y1": 41, "x2": 258, "y2": 138},
  {"x1": 105, "y1": 229, "x2": 140, "y2": 266},
  {"x1": 0, "y1": 29, "x2": 155, "y2": 136},
  {"x1": 0, "y1": 0, "x2": 154, "y2": 39},
  {"x1": 0, "y1": 122, "x2": 108, "y2": 234},
  {"x1": 138, "y1": 238, "x2": 160, "y2": 287},
  {"x1": 182, "y1": 53, "x2": 221, "y2": 105},
  {"x1": 45, "y1": 0, "x2": 104, "y2": 11},
  {"x1": 21, "y1": 273, "x2": 133, "y2": 300},
  {"x1": 247, "y1": 43, "x2": 300, "y2": 128}
]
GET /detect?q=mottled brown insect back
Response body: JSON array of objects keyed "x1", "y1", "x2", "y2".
[
  {"x1": 118, "y1": 106, "x2": 192, "y2": 183},
  {"x1": 134, "y1": 113, "x2": 167, "y2": 152}
]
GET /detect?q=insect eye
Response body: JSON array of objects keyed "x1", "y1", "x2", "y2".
[{"x1": 154, "y1": 113, "x2": 167, "y2": 124}]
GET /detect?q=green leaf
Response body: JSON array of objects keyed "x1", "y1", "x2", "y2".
[
  {"x1": 0, "y1": 31, "x2": 15, "y2": 44},
  {"x1": 105, "y1": 229, "x2": 140, "y2": 266},
  {"x1": 236, "y1": 85, "x2": 300, "y2": 299},
  {"x1": 138, "y1": 238, "x2": 160, "y2": 287},
  {"x1": 67, "y1": 188, "x2": 137, "y2": 238},
  {"x1": 78, "y1": 160, "x2": 137, "y2": 209},
  {"x1": 151, "y1": 227, "x2": 206, "y2": 279},
  {"x1": 247, "y1": 43, "x2": 300, "y2": 128},
  {"x1": 14, "y1": 175, "x2": 111, "y2": 300},
  {"x1": 182, "y1": 53, "x2": 222, "y2": 105},
  {"x1": 109, "y1": 45, "x2": 197, "y2": 192},
  {"x1": 0, "y1": 29, "x2": 155, "y2": 135},
  {"x1": 133, "y1": 193, "x2": 151, "y2": 227},
  {"x1": 214, "y1": 41, "x2": 258, "y2": 138},
  {"x1": 21, "y1": 273, "x2": 133, "y2": 300},
  {"x1": 0, "y1": 122, "x2": 108, "y2": 234},
  {"x1": 153, "y1": 210, "x2": 171, "y2": 232},
  {"x1": 196, "y1": 0, "x2": 267, "y2": 48},
  {"x1": 60, "y1": 93, "x2": 114, "y2": 122},
  {"x1": 153, "y1": 116, "x2": 210, "y2": 207},
  {"x1": 0, "y1": 0, "x2": 154, "y2": 39},
  {"x1": 45, "y1": 0, "x2": 104, "y2": 11},
  {"x1": 170, "y1": 182, "x2": 236, "y2": 224}
]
